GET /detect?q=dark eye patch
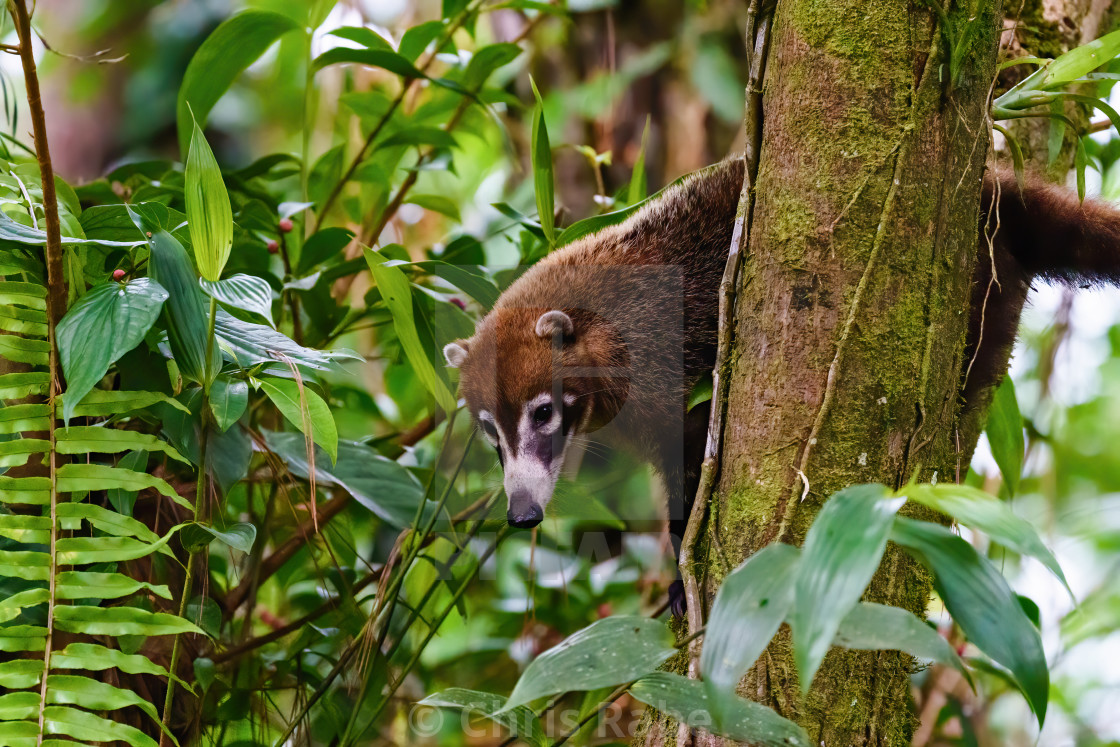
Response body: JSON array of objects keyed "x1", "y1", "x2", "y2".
[
  {"x1": 532, "y1": 403, "x2": 553, "y2": 427},
  {"x1": 480, "y1": 419, "x2": 499, "y2": 441}
]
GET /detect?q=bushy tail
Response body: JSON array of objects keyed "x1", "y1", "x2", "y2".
[{"x1": 983, "y1": 168, "x2": 1120, "y2": 286}]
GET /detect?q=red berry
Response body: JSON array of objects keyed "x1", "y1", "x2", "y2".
[
  {"x1": 450, "y1": 297, "x2": 466, "y2": 310},
  {"x1": 278, "y1": 217, "x2": 294, "y2": 233},
  {"x1": 112, "y1": 269, "x2": 126, "y2": 281},
  {"x1": 266, "y1": 239, "x2": 280, "y2": 254}
]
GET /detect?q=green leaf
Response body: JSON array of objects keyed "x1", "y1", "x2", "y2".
[
  {"x1": 41, "y1": 704, "x2": 158, "y2": 747},
  {"x1": 419, "y1": 689, "x2": 547, "y2": 747},
  {"x1": 57, "y1": 503, "x2": 163, "y2": 543},
  {"x1": 55, "y1": 571, "x2": 171, "y2": 601},
  {"x1": 209, "y1": 375, "x2": 249, "y2": 432},
  {"x1": 528, "y1": 78, "x2": 555, "y2": 247},
  {"x1": 52, "y1": 642, "x2": 175, "y2": 681},
  {"x1": 399, "y1": 20, "x2": 446, "y2": 62},
  {"x1": 200, "y1": 273, "x2": 273, "y2": 326},
  {"x1": 898, "y1": 483, "x2": 1069, "y2": 594},
  {"x1": 0, "y1": 371, "x2": 49, "y2": 399},
  {"x1": 629, "y1": 672, "x2": 811, "y2": 747},
  {"x1": 56, "y1": 426, "x2": 187, "y2": 463},
  {"x1": 57, "y1": 463, "x2": 190, "y2": 510},
  {"x1": 405, "y1": 194, "x2": 462, "y2": 222},
  {"x1": 176, "y1": 9, "x2": 301, "y2": 155},
  {"x1": 188, "y1": 521, "x2": 257, "y2": 555},
  {"x1": 1039, "y1": 27, "x2": 1120, "y2": 89},
  {"x1": 380, "y1": 127, "x2": 457, "y2": 150},
  {"x1": 701, "y1": 543, "x2": 800, "y2": 724},
  {"x1": 313, "y1": 47, "x2": 427, "y2": 78},
  {"x1": 45, "y1": 674, "x2": 160, "y2": 723},
  {"x1": 503, "y1": 616, "x2": 675, "y2": 710},
  {"x1": 0, "y1": 212, "x2": 145, "y2": 249},
  {"x1": 628, "y1": 115, "x2": 651, "y2": 204},
  {"x1": 108, "y1": 450, "x2": 147, "y2": 516},
  {"x1": 137, "y1": 209, "x2": 221, "y2": 385},
  {"x1": 386, "y1": 259, "x2": 500, "y2": 309},
  {"x1": 892, "y1": 517, "x2": 1048, "y2": 724},
  {"x1": 463, "y1": 43, "x2": 522, "y2": 90},
  {"x1": 834, "y1": 602, "x2": 967, "y2": 676},
  {"x1": 264, "y1": 431, "x2": 428, "y2": 529},
  {"x1": 328, "y1": 26, "x2": 394, "y2": 51},
  {"x1": 259, "y1": 378, "x2": 338, "y2": 465},
  {"x1": 0, "y1": 280, "x2": 46, "y2": 310},
  {"x1": 184, "y1": 115, "x2": 233, "y2": 282},
  {"x1": 0, "y1": 305, "x2": 47, "y2": 336},
  {"x1": 52, "y1": 605, "x2": 205, "y2": 637},
  {"x1": 1076, "y1": 135, "x2": 1089, "y2": 202},
  {"x1": 214, "y1": 308, "x2": 351, "y2": 373},
  {"x1": 0, "y1": 334, "x2": 49, "y2": 366},
  {"x1": 0, "y1": 659, "x2": 43, "y2": 689},
  {"x1": 58, "y1": 389, "x2": 190, "y2": 418},
  {"x1": 789, "y1": 484, "x2": 904, "y2": 690},
  {"x1": 364, "y1": 248, "x2": 457, "y2": 412}
]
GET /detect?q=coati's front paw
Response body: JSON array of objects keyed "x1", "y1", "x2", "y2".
[{"x1": 667, "y1": 580, "x2": 687, "y2": 617}]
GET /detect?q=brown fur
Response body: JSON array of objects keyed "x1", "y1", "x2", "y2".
[{"x1": 451, "y1": 157, "x2": 1120, "y2": 555}]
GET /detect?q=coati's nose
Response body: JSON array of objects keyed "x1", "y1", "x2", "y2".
[{"x1": 506, "y1": 494, "x2": 543, "y2": 529}]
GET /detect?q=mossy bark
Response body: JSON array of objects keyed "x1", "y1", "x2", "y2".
[{"x1": 639, "y1": 1, "x2": 1004, "y2": 745}]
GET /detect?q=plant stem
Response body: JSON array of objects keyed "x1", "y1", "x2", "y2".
[
  {"x1": 160, "y1": 296, "x2": 219, "y2": 744},
  {"x1": 9, "y1": 4, "x2": 66, "y2": 745}
]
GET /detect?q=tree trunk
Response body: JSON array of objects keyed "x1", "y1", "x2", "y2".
[{"x1": 640, "y1": 1, "x2": 1005, "y2": 744}]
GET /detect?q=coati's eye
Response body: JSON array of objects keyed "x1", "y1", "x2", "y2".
[
  {"x1": 533, "y1": 403, "x2": 553, "y2": 427},
  {"x1": 480, "y1": 419, "x2": 499, "y2": 442}
]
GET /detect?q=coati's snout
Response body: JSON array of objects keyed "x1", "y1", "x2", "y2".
[{"x1": 444, "y1": 308, "x2": 609, "y2": 530}]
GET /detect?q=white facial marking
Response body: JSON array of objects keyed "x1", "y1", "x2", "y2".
[
  {"x1": 478, "y1": 410, "x2": 502, "y2": 448},
  {"x1": 501, "y1": 392, "x2": 577, "y2": 514}
]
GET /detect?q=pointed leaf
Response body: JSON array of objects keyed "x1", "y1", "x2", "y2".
[
  {"x1": 185, "y1": 116, "x2": 233, "y2": 281},
  {"x1": 529, "y1": 78, "x2": 555, "y2": 247},
  {"x1": 789, "y1": 484, "x2": 905, "y2": 690},
  {"x1": 176, "y1": 9, "x2": 301, "y2": 154},
  {"x1": 985, "y1": 376, "x2": 1024, "y2": 496},
  {"x1": 629, "y1": 672, "x2": 811, "y2": 747},
  {"x1": 41, "y1": 704, "x2": 158, "y2": 747},
  {"x1": 57, "y1": 463, "x2": 190, "y2": 509},
  {"x1": 259, "y1": 378, "x2": 338, "y2": 464},
  {"x1": 419, "y1": 689, "x2": 547, "y2": 747},
  {"x1": 52, "y1": 605, "x2": 205, "y2": 637},
  {"x1": 892, "y1": 517, "x2": 1048, "y2": 724},
  {"x1": 701, "y1": 542, "x2": 800, "y2": 722},
  {"x1": 200, "y1": 273, "x2": 273, "y2": 325},
  {"x1": 209, "y1": 374, "x2": 249, "y2": 432},
  {"x1": 899, "y1": 483, "x2": 1068, "y2": 593},
  {"x1": 56, "y1": 426, "x2": 187, "y2": 463},
  {"x1": 835, "y1": 602, "x2": 967, "y2": 676},
  {"x1": 504, "y1": 616, "x2": 675, "y2": 710}
]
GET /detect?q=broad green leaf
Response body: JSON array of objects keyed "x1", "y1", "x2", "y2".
[
  {"x1": 56, "y1": 426, "x2": 187, "y2": 463},
  {"x1": 265, "y1": 431, "x2": 428, "y2": 529},
  {"x1": 986, "y1": 369, "x2": 1024, "y2": 496},
  {"x1": 0, "y1": 334, "x2": 48, "y2": 365},
  {"x1": 0, "y1": 691, "x2": 39, "y2": 720},
  {"x1": 380, "y1": 127, "x2": 457, "y2": 150},
  {"x1": 364, "y1": 248, "x2": 457, "y2": 412},
  {"x1": 0, "y1": 625, "x2": 47, "y2": 653},
  {"x1": 188, "y1": 521, "x2": 257, "y2": 555},
  {"x1": 898, "y1": 483, "x2": 1069, "y2": 593},
  {"x1": 0, "y1": 371, "x2": 48, "y2": 399},
  {"x1": 209, "y1": 375, "x2": 249, "y2": 432},
  {"x1": 0, "y1": 475, "x2": 50, "y2": 505},
  {"x1": 138, "y1": 209, "x2": 221, "y2": 385},
  {"x1": 41, "y1": 704, "x2": 158, "y2": 747},
  {"x1": 0, "y1": 514, "x2": 50, "y2": 544},
  {"x1": 108, "y1": 450, "x2": 147, "y2": 516},
  {"x1": 0, "y1": 658, "x2": 43, "y2": 689},
  {"x1": 419, "y1": 689, "x2": 547, "y2": 747},
  {"x1": 185, "y1": 116, "x2": 233, "y2": 282},
  {"x1": 53, "y1": 605, "x2": 205, "y2": 637},
  {"x1": 176, "y1": 9, "x2": 301, "y2": 154},
  {"x1": 0, "y1": 437, "x2": 49, "y2": 468},
  {"x1": 328, "y1": 25, "x2": 394, "y2": 51},
  {"x1": 701, "y1": 543, "x2": 800, "y2": 723},
  {"x1": 56, "y1": 535, "x2": 175, "y2": 565},
  {"x1": 0, "y1": 212, "x2": 145, "y2": 249},
  {"x1": 629, "y1": 672, "x2": 811, "y2": 747},
  {"x1": 503, "y1": 616, "x2": 675, "y2": 710},
  {"x1": 0, "y1": 280, "x2": 46, "y2": 310},
  {"x1": 57, "y1": 463, "x2": 190, "y2": 510},
  {"x1": 835, "y1": 602, "x2": 967, "y2": 676},
  {"x1": 0, "y1": 589, "x2": 48, "y2": 622},
  {"x1": 0, "y1": 404, "x2": 50, "y2": 435},
  {"x1": 52, "y1": 642, "x2": 174, "y2": 680},
  {"x1": 892, "y1": 517, "x2": 1048, "y2": 724},
  {"x1": 46, "y1": 674, "x2": 159, "y2": 723},
  {"x1": 214, "y1": 308, "x2": 351, "y2": 373},
  {"x1": 790, "y1": 484, "x2": 904, "y2": 690},
  {"x1": 0, "y1": 304, "x2": 47, "y2": 336},
  {"x1": 58, "y1": 389, "x2": 191, "y2": 418},
  {"x1": 57, "y1": 503, "x2": 162, "y2": 543},
  {"x1": 399, "y1": 20, "x2": 445, "y2": 62},
  {"x1": 200, "y1": 273, "x2": 273, "y2": 325},
  {"x1": 529, "y1": 78, "x2": 555, "y2": 247},
  {"x1": 385, "y1": 259, "x2": 500, "y2": 309},
  {"x1": 0, "y1": 550, "x2": 49, "y2": 579},
  {"x1": 259, "y1": 378, "x2": 338, "y2": 464},
  {"x1": 56, "y1": 571, "x2": 171, "y2": 601}
]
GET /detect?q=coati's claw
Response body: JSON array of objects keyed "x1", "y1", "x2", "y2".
[{"x1": 667, "y1": 580, "x2": 687, "y2": 617}]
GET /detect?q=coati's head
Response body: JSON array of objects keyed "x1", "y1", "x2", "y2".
[{"x1": 444, "y1": 305, "x2": 629, "y2": 529}]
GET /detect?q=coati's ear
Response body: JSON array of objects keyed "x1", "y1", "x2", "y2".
[
  {"x1": 443, "y1": 340, "x2": 470, "y2": 368},
  {"x1": 535, "y1": 310, "x2": 573, "y2": 339}
]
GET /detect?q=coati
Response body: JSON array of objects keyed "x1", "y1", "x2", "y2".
[{"x1": 442, "y1": 156, "x2": 1120, "y2": 609}]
